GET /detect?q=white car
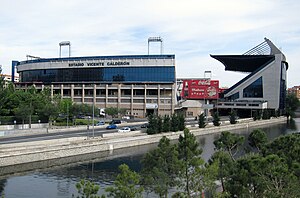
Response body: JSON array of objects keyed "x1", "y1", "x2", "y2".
[{"x1": 118, "y1": 127, "x2": 131, "y2": 133}]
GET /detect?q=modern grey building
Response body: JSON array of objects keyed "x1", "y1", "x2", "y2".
[{"x1": 211, "y1": 38, "x2": 288, "y2": 113}]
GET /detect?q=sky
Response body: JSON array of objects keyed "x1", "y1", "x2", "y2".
[{"x1": 0, "y1": 0, "x2": 299, "y2": 88}]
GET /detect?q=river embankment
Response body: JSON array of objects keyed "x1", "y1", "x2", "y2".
[{"x1": 0, "y1": 117, "x2": 287, "y2": 172}]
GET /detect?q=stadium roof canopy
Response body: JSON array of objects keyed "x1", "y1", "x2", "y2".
[{"x1": 210, "y1": 55, "x2": 274, "y2": 73}]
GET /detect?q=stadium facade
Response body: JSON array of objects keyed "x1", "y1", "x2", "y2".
[
  {"x1": 211, "y1": 38, "x2": 288, "y2": 113},
  {"x1": 15, "y1": 55, "x2": 176, "y2": 117}
]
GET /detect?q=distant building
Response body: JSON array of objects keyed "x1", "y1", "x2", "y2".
[
  {"x1": 176, "y1": 78, "x2": 219, "y2": 118},
  {"x1": 288, "y1": 86, "x2": 300, "y2": 100},
  {"x1": 1, "y1": 74, "x2": 19, "y2": 87},
  {"x1": 211, "y1": 38, "x2": 288, "y2": 116}
]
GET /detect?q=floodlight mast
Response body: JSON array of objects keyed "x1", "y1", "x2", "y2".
[
  {"x1": 148, "y1": 37, "x2": 163, "y2": 55},
  {"x1": 59, "y1": 41, "x2": 71, "y2": 58}
]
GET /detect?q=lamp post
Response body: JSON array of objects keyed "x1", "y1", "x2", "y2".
[{"x1": 92, "y1": 96, "x2": 95, "y2": 138}]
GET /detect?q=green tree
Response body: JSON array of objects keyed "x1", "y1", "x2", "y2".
[
  {"x1": 105, "y1": 107, "x2": 119, "y2": 118},
  {"x1": 212, "y1": 111, "x2": 220, "y2": 126},
  {"x1": 147, "y1": 114, "x2": 159, "y2": 134},
  {"x1": 286, "y1": 93, "x2": 300, "y2": 118},
  {"x1": 226, "y1": 154, "x2": 300, "y2": 197},
  {"x1": 214, "y1": 131, "x2": 245, "y2": 161},
  {"x1": 248, "y1": 129, "x2": 268, "y2": 152},
  {"x1": 106, "y1": 164, "x2": 143, "y2": 198},
  {"x1": 198, "y1": 113, "x2": 206, "y2": 128},
  {"x1": 208, "y1": 151, "x2": 234, "y2": 194},
  {"x1": 170, "y1": 113, "x2": 179, "y2": 132},
  {"x1": 229, "y1": 110, "x2": 237, "y2": 124},
  {"x1": 177, "y1": 113, "x2": 185, "y2": 131},
  {"x1": 141, "y1": 136, "x2": 180, "y2": 197},
  {"x1": 177, "y1": 128, "x2": 205, "y2": 197},
  {"x1": 162, "y1": 115, "x2": 171, "y2": 132},
  {"x1": 0, "y1": 65, "x2": 4, "y2": 90},
  {"x1": 74, "y1": 179, "x2": 102, "y2": 198},
  {"x1": 262, "y1": 109, "x2": 270, "y2": 120}
]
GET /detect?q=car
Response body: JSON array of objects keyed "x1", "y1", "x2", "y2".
[
  {"x1": 118, "y1": 127, "x2": 131, "y2": 133},
  {"x1": 106, "y1": 124, "x2": 118, "y2": 129},
  {"x1": 110, "y1": 120, "x2": 121, "y2": 124},
  {"x1": 128, "y1": 126, "x2": 138, "y2": 131},
  {"x1": 96, "y1": 121, "x2": 105, "y2": 126},
  {"x1": 141, "y1": 123, "x2": 149, "y2": 128},
  {"x1": 122, "y1": 116, "x2": 130, "y2": 120}
]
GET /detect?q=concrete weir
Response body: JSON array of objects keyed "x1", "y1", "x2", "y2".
[{"x1": 0, "y1": 117, "x2": 287, "y2": 173}]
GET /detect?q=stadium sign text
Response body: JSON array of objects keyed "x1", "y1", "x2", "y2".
[{"x1": 69, "y1": 61, "x2": 130, "y2": 67}]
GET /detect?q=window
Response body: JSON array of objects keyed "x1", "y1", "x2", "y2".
[
  {"x1": 227, "y1": 92, "x2": 239, "y2": 101},
  {"x1": 243, "y1": 77, "x2": 263, "y2": 98}
]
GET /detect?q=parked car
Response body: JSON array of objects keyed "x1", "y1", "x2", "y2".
[
  {"x1": 141, "y1": 123, "x2": 149, "y2": 128},
  {"x1": 128, "y1": 126, "x2": 138, "y2": 131},
  {"x1": 96, "y1": 121, "x2": 105, "y2": 126},
  {"x1": 122, "y1": 116, "x2": 130, "y2": 120},
  {"x1": 110, "y1": 120, "x2": 121, "y2": 125},
  {"x1": 118, "y1": 127, "x2": 131, "y2": 133},
  {"x1": 106, "y1": 124, "x2": 118, "y2": 129}
]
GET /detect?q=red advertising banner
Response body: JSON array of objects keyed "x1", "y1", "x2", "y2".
[{"x1": 181, "y1": 79, "x2": 219, "y2": 99}]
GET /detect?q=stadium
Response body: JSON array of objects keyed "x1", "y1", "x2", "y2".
[{"x1": 14, "y1": 54, "x2": 176, "y2": 118}]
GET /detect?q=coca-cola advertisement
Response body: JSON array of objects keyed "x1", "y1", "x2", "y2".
[{"x1": 181, "y1": 79, "x2": 219, "y2": 99}]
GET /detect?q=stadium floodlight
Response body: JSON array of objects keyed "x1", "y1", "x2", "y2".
[
  {"x1": 148, "y1": 36, "x2": 163, "y2": 55},
  {"x1": 59, "y1": 41, "x2": 71, "y2": 58}
]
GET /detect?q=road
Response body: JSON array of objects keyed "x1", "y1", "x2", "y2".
[
  {"x1": 0, "y1": 124, "x2": 144, "y2": 145},
  {"x1": 0, "y1": 116, "x2": 229, "y2": 144}
]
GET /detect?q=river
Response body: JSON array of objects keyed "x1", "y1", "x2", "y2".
[{"x1": 0, "y1": 118, "x2": 299, "y2": 198}]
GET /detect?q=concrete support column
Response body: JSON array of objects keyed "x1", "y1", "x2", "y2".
[
  {"x1": 158, "y1": 84, "x2": 161, "y2": 115},
  {"x1": 50, "y1": 84, "x2": 54, "y2": 99},
  {"x1": 105, "y1": 84, "x2": 108, "y2": 108},
  {"x1": 131, "y1": 85, "x2": 134, "y2": 115},
  {"x1": 171, "y1": 83, "x2": 175, "y2": 114},
  {"x1": 144, "y1": 84, "x2": 147, "y2": 117},
  {"x1": 82, "y1": 84, "x2": 85, "y2": 103},
  {"x1": 60, "y1": 84, "x2": 63, "y2": 98},
  {"x1": 71, "y1": 84, "x2": 74, "y2": 102},
  {"x1": 118, "y1": 84, "x2": 121, "y2": 109},
  {"x1": 94, "y1": 84, "x2": 97, "y2": 107}
]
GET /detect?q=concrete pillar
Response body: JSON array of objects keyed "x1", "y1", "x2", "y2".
[
  {"x1": 94, "y1": 84, "x2": 96, "y2": 107},
  {"x1": 60, "y1": 84, "x2": 63, "y2": 98},
  {"x1": 51, "y1": 84, "x2": 54, "y2": 99},
  {"x1": 144, "y1": 84, "x2": 147, "y2": 117},
  {"x1": 105, "y1": 84, "x2": 108, "y2": 108},
  {"x1": 118, "y1": 84, "x2": 121, "y2": 109},
  {"x1": 82, "y1": 84, "x2": 85, "y2": 103},
  {"x1": 158, "y1": 84, "x2": 161, "y2": 115},
  {"x1": 131, "y1": 85, "x2": 134, "y2": 115},
  {"x1": 71, "y1": 84, "x2": 74, "y2": 102}
]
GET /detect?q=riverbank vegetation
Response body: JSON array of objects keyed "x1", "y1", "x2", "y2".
[{"x1": 73, "y1": 128, "x2": 300, "y2": 197}]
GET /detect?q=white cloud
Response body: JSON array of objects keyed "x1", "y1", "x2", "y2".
[{"x1": 0, "y1": 0, "x2": 299, "y2": 87}]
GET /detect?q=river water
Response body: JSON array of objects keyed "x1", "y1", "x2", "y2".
[{"x1": 0, "y1": 118, "x2": 299, "y2": 198}]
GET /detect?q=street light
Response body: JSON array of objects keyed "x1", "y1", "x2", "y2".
[{"x1": 92, "y1": 96, "x2": 95, "y2": 138}]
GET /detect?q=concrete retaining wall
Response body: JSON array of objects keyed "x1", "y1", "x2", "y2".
[{"x1": 0, "y1": 117, "x2": 287, "y2": 168}]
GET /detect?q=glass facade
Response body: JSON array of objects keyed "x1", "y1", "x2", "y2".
[
  {"x1": 243, "y1": 77, "x2": 263, "y2": 98},
  {"x1": 20, "y1": 66, "x2": 175, "y2": 83}
]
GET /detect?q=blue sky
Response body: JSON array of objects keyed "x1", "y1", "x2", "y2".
[{"x1": 0, "y1": 0, "x2": 299, "y2": 87}]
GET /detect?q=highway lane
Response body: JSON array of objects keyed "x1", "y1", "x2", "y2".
[{"x1": 0, "y1": 125, "x2": 143, "y2": 144}]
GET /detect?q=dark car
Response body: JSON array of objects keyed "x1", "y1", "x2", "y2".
[
  {"x1": 106, "y1": 124, "x2": 118, "y2": 129},
  {"x1": 110, "y1": 120, "x2": 121, "y2": 125},
  {"x1": 128, "y1": 126, "x2": 138, "y2": 131},
  {"x1": 96, "y1": 121, "x2": 105, "y2": 126},
  {"x1": 141, "y1": 123, "x2": 149, "y2": 128}
]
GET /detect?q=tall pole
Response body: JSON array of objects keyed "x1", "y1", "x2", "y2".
[
  {"x1": 92, "y1": 96, "x2": 95, "y2": 138},
  {"x1": 67, "y1": 102, "x2": 69, "y2": 128}
]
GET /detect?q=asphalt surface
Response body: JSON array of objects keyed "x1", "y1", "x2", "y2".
[{"x1": 0, "y1": 124, "x2": 145, "y2": 144}]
